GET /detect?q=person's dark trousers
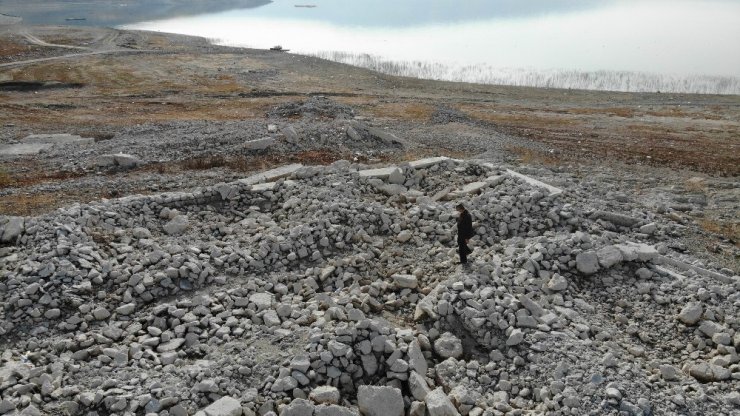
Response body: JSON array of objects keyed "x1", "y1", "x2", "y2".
[{"x1": 458, "y1": 239, "x2": 471, "y2": 264}]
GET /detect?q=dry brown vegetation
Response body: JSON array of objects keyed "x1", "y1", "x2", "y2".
[
  {"x1": 0, "y1": 40, "x2": 30, "y2": 58},
  {"x1": 565, "y1": 107, "x2": 636, "y2": 118},
  {"x1": 697, "y1": 218, "x2": 740, "y2": 246},
  {"x1": 457, "y1": 105, "x2": 578, "y2": 128},
  {"x1": 0, "y1": 191, "x2": 79, "y2": 217},
  {"x1": 362, "y1": 102, "x2": 436, "y2": 121}
]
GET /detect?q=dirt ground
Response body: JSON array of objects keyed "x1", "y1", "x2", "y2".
[{"x1": 1, "y1": 25, "x2": 738, "y2": 252}]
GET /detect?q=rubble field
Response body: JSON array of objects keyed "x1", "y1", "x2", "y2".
[
  {"x1": 1, "y1": 23, "x2": 738, "y2": 416},
  {"x1": 1, "y1": 156, "x2": 738, "y2": 416}
]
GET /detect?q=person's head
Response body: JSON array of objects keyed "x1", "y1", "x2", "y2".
[{"x1": 456, "y1": 203, "x2": 465, "y2": 213}]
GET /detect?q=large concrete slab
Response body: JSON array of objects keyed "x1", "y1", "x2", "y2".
[
  {"x1": 243, "y1": 137, "x2": 275, "y2": 151},
  {"x1": 505, "y1": 169, "x2": 563, "y2": 196},
  {"x1": 447, "y1": 181, "x2": 489, "y2": 200},
  {"x1": 656, "y1": 255, "x2": 737, "y2": 284},
  {"x1": 239, "y1": 164, "x2": 303, "y2": 185},
  {"x1": 359, "y1": 166, "x2": 398, "y2": 179},
  {"x1": 0, "y1": 134, "x2": 94, "y2": 156},
  {"x1": 408, "y1": 156, "x2": 451, "y2": 169},
  {"x1": 251, "y1": 180, "x2": 297, "y2": 192}
]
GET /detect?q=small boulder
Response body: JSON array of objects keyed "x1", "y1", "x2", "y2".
[
  {"x1": 388, "y1": 167, "x2": 405, "y2": 185},
  {"x1": 357, "y1": 386, "x2": 403, "y2": 416},
  {"x1": 0, "y1": 216, "x2": 24, "y2": 243},
  {"x1": 506, "y1": 329, "x2": 525, "y2": 346},
  {"x1": 397, "y1": 230, "x2": 413, "y2": 243},
  {"x1": 433, "y1": 332, "x2": 463, "y2": 359},
  {"x1": 677, "y1": 303, "x2": 703, "y2": 326},
  {"x1": 204, "y1": 397, "x2": 242, "y2": 416},
  {"x1": 576, "y1": 251, "x2": 600, "y2": 275},
  {"x1": 425, "y1": 388, "x2": 460, "y2": 416},
  {"x1": 596, "y1": 246, "x2": 623, "y2": 269},
  {"x1": 659, "y1": 364, "x2": 681, "y2": 381},
  {"x1": 96, "y1": 153, "x2": 143, "y2": 169},
  {"x1": 163, "y1": 215, "x2": 189, "y2": 236},
  {"x1": 392, "y1": 274, "x2": 418, "y2": 289},
  {"x1": 309, "y1": 386, "x2": 340, "y2": 405},
  {"x1": 688, "y1": 362, "x2": 731, "y2": 382},
  {"x1": 547, "y1": 274, "x2": 568, "y2": 291},
  {"x1": 280, "y1": 399, "x2": 315, "y2": 416}
]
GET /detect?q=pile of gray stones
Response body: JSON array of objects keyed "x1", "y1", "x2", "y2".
[{"x1": 0, "y1": 157, "x2": 738, "y2": 416}]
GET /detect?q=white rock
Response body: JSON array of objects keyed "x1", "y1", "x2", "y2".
[
  {"x1": 547, "y1": 274, "x2": 568, "y2": 291},
  {"x1": 314, "y1": 405, "x2": 358, "y2": 416},
  {"x1": 576, "y1": 251, "x2": 600, "y2": 275},
  {"x1": 357, "y1": 386, "x2": 403, "y2": 416},
  {"x1": 408, "y1": 339, "x2": 428, "y2": 375},
  {"x1": 263, "y1": 310, "x2": 281, "y2": 327},
  {"x1": 397, "y1": 230, "x2": 413, "y2": 243},
  {"x1": 392, "y1": 274, "x2": 418, "y2": 289},
  {"x1": 157, "y1": 338, "x2": 185, "y2": 353},
  {"x1": 163, "y1": 215, "x2": 189, "y2": 235},
  {"x1": 639, "y1": 223, "x2": 657, "y2": 234},
  {"x1": 204, "y1": 397, "x2": 242, "y2": 416},
  {"x1": 677, "y1": 303, "x2": 703, "y2": 325},
  {"x1": 596, "y1": 246, "x2": 623, "y2": 268},
  {"x1": 409, "y1": 371, "x2": 431, "y2": 401},
  {"x1": 328, "y1": 340, "x2": 351, "y2": 357},
  {"x1": 0, "y1": 399, "x2": 16, "y2": 414},
  {"x1": 605, "y1": 387, "x2": 622, "y2": 400},
  {"x1": 250, "y1": 293, "x2": 274, "y2": 311},
  {"x1": 698, "y1": 320, "x2": 724, "y2": 338},
  {"x1": 659, "y1": 364, "x2": 681, "y2": 381},
  {"x1": 244, "y1": 137, "x2": 275, "y2": 151},
  {"x1": 506, "y1": 329, "x2": 525, "y2": 346},
  {"x1": 92, "y1": 307, "x2": 110, "y2": 320},
  {"x1": 688, "y1": 362, "x2": 731, "y2": 382},
  {"x1": 280, "y1": 399, "x2": 315, "y2": 416},
  {"x1": 309, "y1": 386, "x2": 340, "y2": 405},
  {"x1": 425, "y1": 388, "x2": 460, "y2": 416},
  {"x1": 132, "y1": 227, "x2": 152, "y2": 239},
  {"x1": 434, "y1": 332, "x2": 463, "y2": 359},
  {"x1": 271, "y1": 376, "x2": 299, "y2": 392},
  {"x1": 115, "y1": 303, "x2": 136, "y2": 315},
  {"x1": 44, "y1": 309, "x2": 61, "y2": 319},
  {"x1": 0, "y1": 217, "x2": 24, "y2": 243},
  {"x1": 388, "y1": 167, "x2": 405, "y2": 185},
  {"x1": 290, "y1": 355, "x2": 311, "y2": 373}
]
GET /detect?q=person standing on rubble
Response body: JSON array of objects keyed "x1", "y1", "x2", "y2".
[{"x1": 456, "y1": 203, "x2": 474, "y2": 265}]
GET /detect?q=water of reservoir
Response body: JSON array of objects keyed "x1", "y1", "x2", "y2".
[{"x1": 6, "y1": 0, "x2": 739, "y2": 93}]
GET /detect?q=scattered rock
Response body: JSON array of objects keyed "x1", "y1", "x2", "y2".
[
  {"x1": 425, "y1": 388, "x2": 460, "y2": 416},
  {"x1": 309, "y1": 386, "x2": 340, "y2": 405},
  {"x1": 204, "y1": 397, "x2": 243, "y2": 416},
  {"x1": 576, "y1": 251, "x2": 600, "y2": 275},
  {"x1": 434, "y1": 332, "x2": 463, "y2": 359},
  {"x1": 688, "y1": 362, "x2": 731, "y2": 382},
  {"x1": 357, "y1": 386, "x2": 404, "y2": 416},
  {"x1": 164, "y1": 215, "x2": 190, "y2": 235}
]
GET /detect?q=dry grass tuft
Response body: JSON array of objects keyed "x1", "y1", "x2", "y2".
[
  {"x1": 0, "y1": 39, "x2": 32, "y2": 58},
  {"x1": 684, "y1": 177, "x2": 707, "y2": 193},
  {"x1": 0, "y1": 168, "x2": 11, "y2": 188},
  {"x1": 365, "y1": 102, "x2": 435, "y2": 121},
  {"x1": 0, "y1": 192, "x2": 64, "y2": 216},
  {"x1": 697, "y1": 218, "x2": 739, "y2": 246},
  {"x1": 567, "y1": 107, "x2": 636, "y2": 118}
]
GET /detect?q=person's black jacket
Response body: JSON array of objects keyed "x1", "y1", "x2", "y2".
[{"x1": 457, "y1": 210, "x2": 474, "y2": 241}]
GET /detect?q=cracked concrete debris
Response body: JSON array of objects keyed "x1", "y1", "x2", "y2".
[{"x1": 0, "y1": 158, "x2": 738, "y2": 416}]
